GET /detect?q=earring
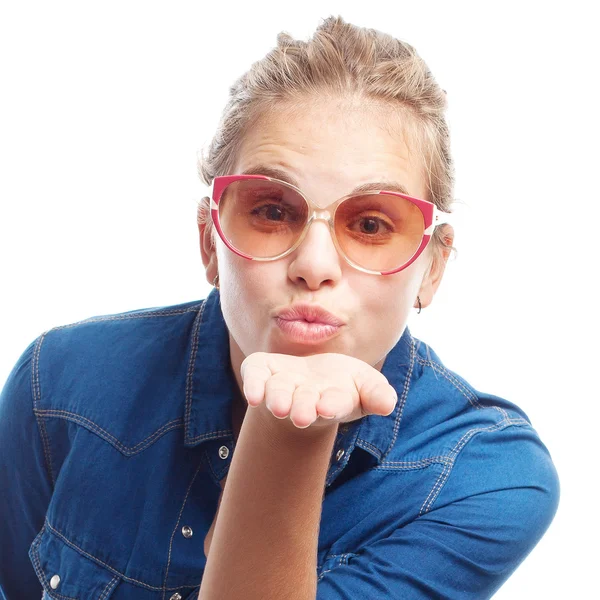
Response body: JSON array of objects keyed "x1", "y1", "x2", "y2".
[
  {"x1": 213, "y1": 273, "x2": 220, "y2": 289},
  {"x1": 416, "y1": 296, "x2": 422, "y2": 314}
]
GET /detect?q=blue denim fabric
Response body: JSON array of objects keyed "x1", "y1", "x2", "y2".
[{"x1": 0, "y1": 288, "x2": 559, "y2": 599}]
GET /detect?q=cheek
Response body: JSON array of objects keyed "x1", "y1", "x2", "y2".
[
  {"x1": 350, "y1": 279, "x2": 410, "y2": 333},
  {"x1": 218, "y1": 244, "x2": 279, "y2": 301},
  {"x1": 406, "y1": 248, "x2": 433, "y2": 290},
  {"x1": 373, "y1": 267, "x2": 425, "y2": 315}
]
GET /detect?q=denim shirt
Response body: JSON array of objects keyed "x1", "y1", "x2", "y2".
[{"x1": 0, "y1": 288, "x2": 559, "y2": 600}]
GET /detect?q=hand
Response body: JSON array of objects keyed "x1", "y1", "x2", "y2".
[{"x1": 240, "y1": 352, "x2": 397, "y2": 430}]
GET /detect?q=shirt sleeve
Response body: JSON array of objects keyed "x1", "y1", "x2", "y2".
[
  {"x1": 317, "y1": 423, "x2": 560, "y2": 600},
  {"x1": 0, "y1": 339, "x2": 52, "y2": 600}
]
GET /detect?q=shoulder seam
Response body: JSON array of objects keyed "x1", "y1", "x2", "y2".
[
  {"x1": 415, "y1": 355, "x2": 508, "y2": 418},
  {"x1": 419, "y1": 417, "x2": 530, "y2": 515},
  {"x1": 45, "y1": 304, "x2": 204, "y2": 334},
  {"x1": 31, "y1": 333, "x2": 56, "y2": 489}
]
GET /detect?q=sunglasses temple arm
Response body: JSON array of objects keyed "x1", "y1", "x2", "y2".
[
  {"x1": 207, "y1": 180, "x2": 218, "y2": 210},
  {"x1": 428, "y1": 206, "x2": 454, "y2": 231}
]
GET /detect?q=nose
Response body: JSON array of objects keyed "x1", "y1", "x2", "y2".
[{"x1": 287, "y1": 218, "x2": 343, "y2": 289}]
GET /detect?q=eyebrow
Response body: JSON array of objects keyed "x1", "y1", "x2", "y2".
[{"x1": 241, "y1": 165, "x2": 411, "y2": 196}]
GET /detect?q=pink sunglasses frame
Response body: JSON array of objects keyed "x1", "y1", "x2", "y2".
[{"x1": 209, "y1": 174, "x2": 451, "y2": 276}]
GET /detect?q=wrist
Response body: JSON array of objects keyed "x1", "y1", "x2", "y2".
[{"x1": 246, "y1": 401, "x2": 339, "y2": 447}]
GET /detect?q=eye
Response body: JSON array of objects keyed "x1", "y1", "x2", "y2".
[
  {"x1": 251, "y1": 203, "x2": 286, "y2": 221},
  {"x1": 249, "y1": 201, "x2": 303, "y2": 228},
  {"x1": 355, "y1": 215, "x2": 393, "y2": 235}
]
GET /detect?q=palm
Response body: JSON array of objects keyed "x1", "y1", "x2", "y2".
[{"x1": 240, "y1": 352, "x2": 397, "y2": 430}]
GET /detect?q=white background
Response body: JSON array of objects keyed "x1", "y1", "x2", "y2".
[{"x1": 1, "y1": 1, "x2": 598, "y2": 597}]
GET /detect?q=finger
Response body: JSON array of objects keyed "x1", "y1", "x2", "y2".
[
  {"x1": 359, "y1": 379, "x2": 398, "y2": 416},
  {"x1": 289, "y1": 384, "x2": 320, "y2": 429},
  {"x1": 316, "y1": 387, "x2": 352, "y2": 420},
  {"x1": 241, "y1": 355, "x2": 272, "y2": 407},
  {"x1": 353, "y1": 366, "x2": 398, "y2": 417},
  {"x1": 264, "y1": 374, "x2": 296, "y2": 419}
]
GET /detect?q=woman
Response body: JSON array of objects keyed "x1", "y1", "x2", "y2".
[{"x1": 0, "y1": 16, "x2": 559, "y2": 600}]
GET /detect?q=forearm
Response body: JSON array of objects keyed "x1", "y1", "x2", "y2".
[{"x1": 198, "y1": 404, "x2": 338, "y2": 600}]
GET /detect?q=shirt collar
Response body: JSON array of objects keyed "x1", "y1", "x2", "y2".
[{"x1": 184, "y1": 288, "x2": 417, "y2": 465}]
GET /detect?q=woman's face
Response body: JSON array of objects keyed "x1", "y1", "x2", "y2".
[{"x1": 200, "y1": 96, "x2": 453, "y2": 395}]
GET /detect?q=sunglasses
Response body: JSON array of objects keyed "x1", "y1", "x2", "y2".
[{"x1": 209, "y1": 174, "x2": 451, "y2": 275}]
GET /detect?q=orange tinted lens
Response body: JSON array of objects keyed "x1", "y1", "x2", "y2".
[
  {"x1": 334, "y1": 193, "x2": 424, "y2": 271},
  {"x1": 218, "y1": 179, "x2": 308, "y2": 258}
]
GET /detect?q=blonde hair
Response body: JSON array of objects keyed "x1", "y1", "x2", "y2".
[{"x1": 197, "y1": 15, "x2": 455, "y2": 265}]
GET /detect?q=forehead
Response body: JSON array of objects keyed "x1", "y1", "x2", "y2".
[{"x1": 233, "y1": 97, "x2": 429, "y2": 203}]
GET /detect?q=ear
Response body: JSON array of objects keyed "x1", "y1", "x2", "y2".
[
  {"x1": 416, "y1": 225, "x2": 454, "y2": 310},
  {"x1": 198, "y1": 199, "x2": 219, "y2": 287}
]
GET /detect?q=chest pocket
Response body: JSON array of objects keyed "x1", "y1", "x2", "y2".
[
  {"x1": 30, "y1": 524, "x2": 120, "y2": 599},
  {"x1": 30, "y1": 524, "x2": 203, "y2": 600}
]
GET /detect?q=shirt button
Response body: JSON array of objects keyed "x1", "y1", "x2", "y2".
[
  {"x1": 336, "y1": 449, "x2": 345, "y2": 461},
  {"x1": 181, "y1": 525, "x2": 193, "y2": 538},
  {"x1": 50, "y1": 574, "x2": 61, "y2": 589},
  {"x1": 169, "y1": 594, "x2": 182, "y2": 600},
  {"x1": 218, "y1": 445, "x2": 230, "y2": 460}
]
